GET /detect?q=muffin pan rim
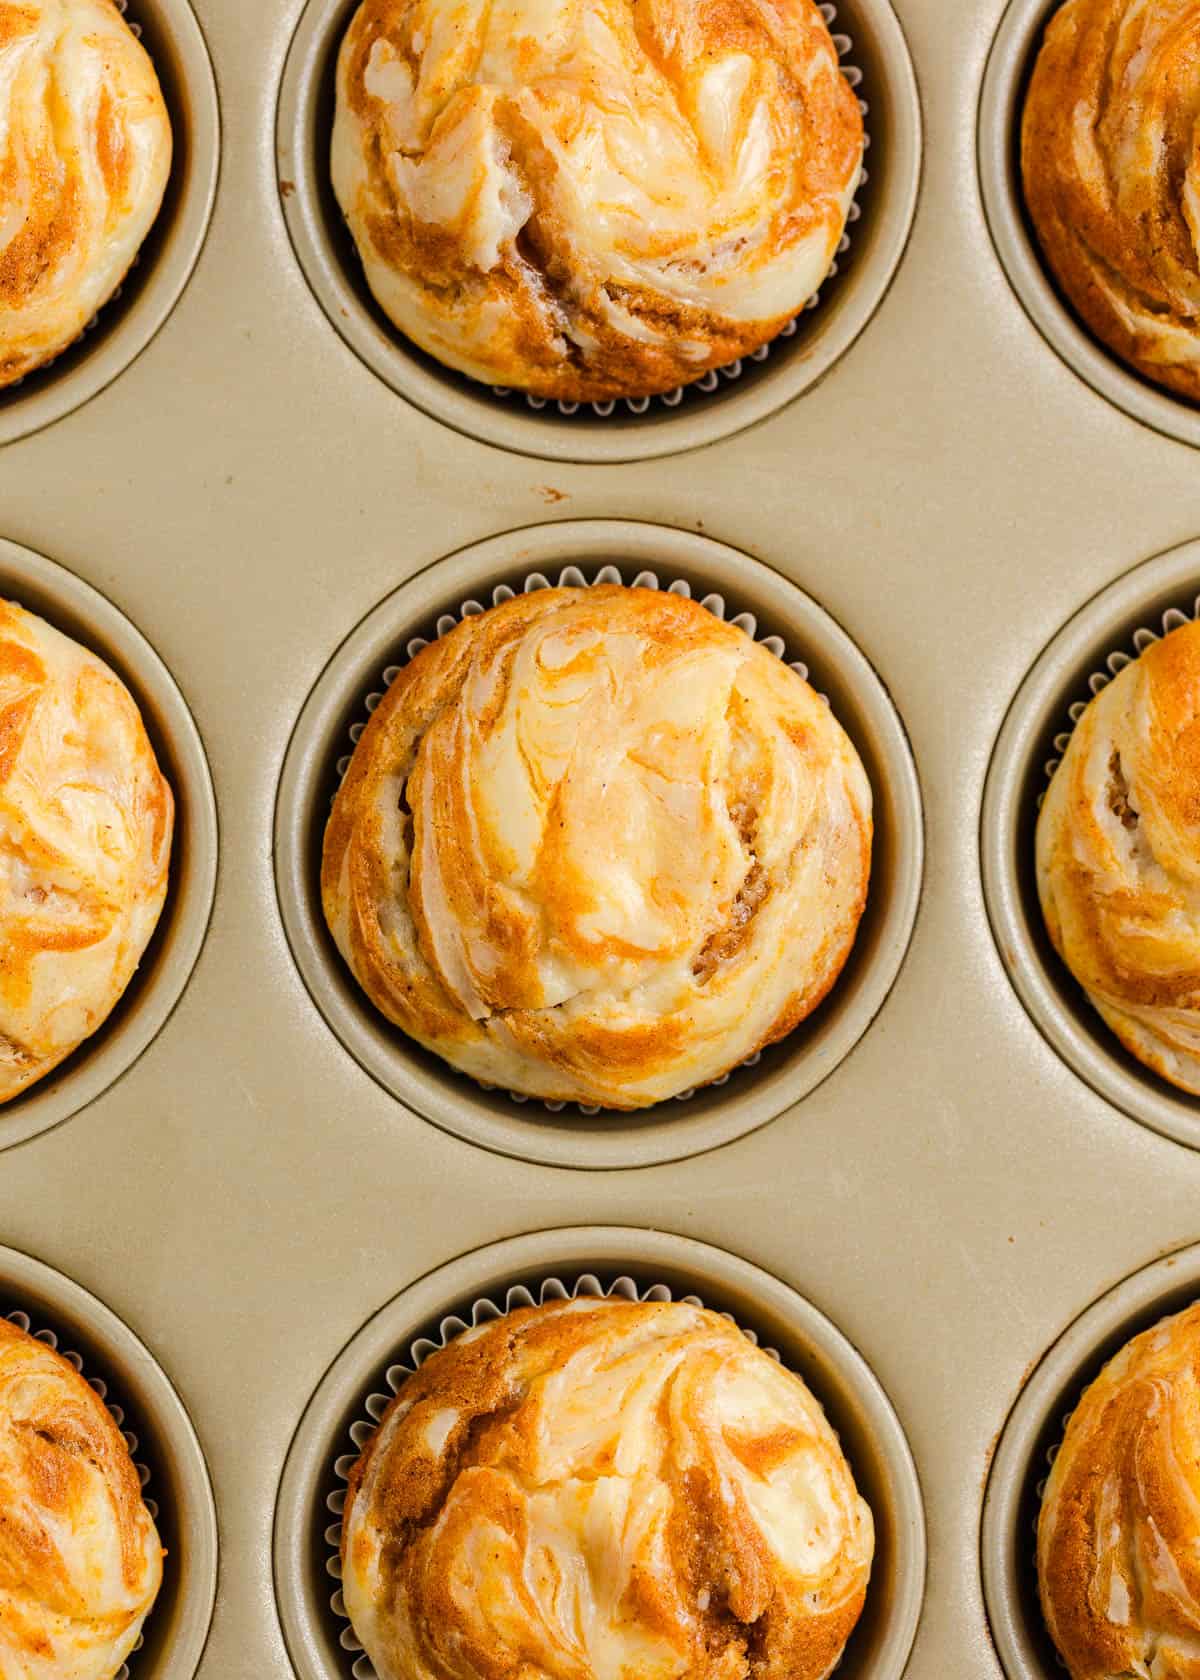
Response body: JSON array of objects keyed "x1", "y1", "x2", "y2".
[
  {"x1": 272, "y1": 0, "x2": 924, "y2": 465},
  {"x1": 0, "y1": 0, "x2": 222, "y2": 449},
  {"x1": 0, "y1": 1241, "x2": 220, "y2": 1680},
  {"x1": 980, "y1": 537, "x2": 1200, "y2": 1152},
  {"x1": 272, "y1": 517, "x2": 925, "y2": 1169},
  {"x1": 979, "y1": 1240, "x2": 1200, "y2": 1680},
  {"x1": 0, "y1": 536, "x2": 219, "y2": 1151},
  {"x1": 271, "y1": 1223, "x2": 928, "y2": 1680},
  {"x1": 977, "y1": 0, "x2": 1200, "y2": 451}
]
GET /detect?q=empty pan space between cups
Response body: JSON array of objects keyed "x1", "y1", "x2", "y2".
[
  {"x1": 272, "y1": 1227, "x2": 926, "y2": 1680},
  {"x1": 981, "y1": 1242, "x2": 1200, "y2": 1680},
  {"x1": 0, "y1": 0, "x2": 220, "y2": 448},
  {"x1": 981, "y1": 538, "x2": 1200, "y2": 1151},
  {"x1": 273, "y1": 0, "x2": 921, "y2": 462},
  {"x1": 0, "y1": 539, "x2": 218, "y2": 1149},
  {"x1": 0, "y1": 1244, "x2": 218, "y2": 1680},
  {"x1": 978, "y1": 0, "x2": 1200, "y2": 449},
  {"x1": 272, "y1": 521, "x2": 924, "y2": 1169}
]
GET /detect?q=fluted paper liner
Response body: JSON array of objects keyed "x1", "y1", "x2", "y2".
[{"x1": 1039, "y1": 595, "x2": 1200, "y2": 805}]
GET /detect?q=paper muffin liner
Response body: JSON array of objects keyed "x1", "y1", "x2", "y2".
[
  {"x1": 1031, "y1": 1344, "x2": 1140, "y2": 1675},
  {"x1": 3, "y1": 1307, "x2": 158, "y2": 1680},
  {"x1": 1030, "y1": 1408, "x2": 1074, "y2": 1672},
  {"x1": 331, "y1": 561, "x2": 837, "y2": 1114},
  {"x1": 1038, "y1": 594, "x2": 1200, "y2": 807},
  {"x1": 486, "y1": 0, "x2": 869, "y2": 419},
  {"x1": 322, "y1": 1272, "x2": 784, "y2": 1680}
]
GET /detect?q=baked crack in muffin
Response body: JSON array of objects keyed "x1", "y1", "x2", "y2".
[
  {"x1": 1022, "y1": 0, "x2": 1200, "y2": 402},
  {"x1": 1039, "y1": 1300, "x2": 1200, "y2": 1680},
  {"x1": 0, "y1": 1316, "x2": 163, "y2": 1680},
  {"x1": 332, "y1": 0, "x2": 865, "y2": 401},
  {"x1": 322, "y1": 584, "x2": 873, "y2": 1108},
  {"x1": 0, "y1": 599, "x2": 173, "y2": 1102},
  {"x1": 0, "y1": 0, "x2": 173, "y2": 388},
  {"x1": 1037, "y1": 615, "x2": 1200, "y2": 1093},
  {"x1": 341, "y1": 1296, "x2": 875, "y2": 1680}
]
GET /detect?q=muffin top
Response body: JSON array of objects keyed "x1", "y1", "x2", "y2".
[
  {"x1": 342, "y1": 1296, "x2": 874, "y2": 1680},
  {"x1": 1021, "y1": 0, "x2": 1200, "y2": 401},
  {"x1": 331, "y1": 0, "x2": 863, "y2": 401},
  {"x1": 1039, "y1": 1300, "x2": 1200, "y2": 1680},
  {"x1": 0, "y1": 599, "x2": 173, "y2": 1102},
  {"x1": 0, "y1": 0, "x2": 172, "y2": 389},
  {"x1": 322, "y1": 585, "x2": 872, "y2": 1107},
  {"x1": 0, "y1": 1317, "x2": 163, "y2": 1680},
  {"x1": 1036, "y1": 616, "x2": 1200, "y2": 1092}
]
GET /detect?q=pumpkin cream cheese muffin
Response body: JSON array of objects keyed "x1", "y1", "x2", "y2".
[
  {"x1": 322, "y1": 584, "x2": 873, "y2": 1108},
  {"x1": 1037, "y1": 615, "x2": 1200, "y2": 1093},
  {"x1": 0, "y1": 598, "x2": 173, "y2": 1102},
  {"x1": 0, "y1": 1316, "x2": 163, "y2": 1680},
  {"x1": 1022, "y1": 0, "x2": 1200, "y2": 402},
  {"x1": 0, "y1": 0, "x2": 173, "y2": 387},
  {"x1": 1039, "y1": 1301, "x2": 1200, "y2": 1680},
  {"x1": 331, "y1": 0, "x2": 864, "y2": 401},
  {"x1": 341, "y1": 1296, "x2": 875, "y2": 1680}
]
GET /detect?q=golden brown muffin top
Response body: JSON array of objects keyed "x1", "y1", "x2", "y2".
[
  {"x1": 342, "y1": 1296, "x2": 874, "y2": 1680},
  {"x1": 1037, "y1": 616, "x2": 1200, "y2": 1092},
  {"x1": 0, "y1": 598, "x2": 173, "y2": 1102},
  {"x1": 1039, "y1": 1300, "x2": 1200, "y2": 1679},
  {"x1": 0, "y1": 1317, "x2": 163, "y2": 1680},
  {"x1": 331, "y1": 0, "x2": 863, "y2": 400},
  {"x1": 0, "y1": 0, "x2": 172, "y2": 387},
  {"x1": 322, "y1": 585, "x2": 872, "y2": 1107},
  {"x1": 1022, "y1": 0, "x2": 1200, "y2": 401}
]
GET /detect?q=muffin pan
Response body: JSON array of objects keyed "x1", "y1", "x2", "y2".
[
  {"x1": 978, "y1": 0, "x2": 1200, "y2": 450},
  {"x1": 0, "y1": 1245, "x2": 218, "y2": 1680},
  {"x1": 275, "y1": 520, "x2": 923, "y2": 1167},
  {"x1": 0, "y1": 0, "x2": 220, "y2": 449},
  {"x1": 273, "y1": 1227, "x2": 926, "y2": 1680},
  {"x1": 275, "y1": 0, "x2": 921, "y2": 463},
  {"x1": 6, "y1": 0, "x2": 1200, "y2": 1675}
]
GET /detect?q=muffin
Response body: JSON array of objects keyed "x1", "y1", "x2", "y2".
[
  {"x1": 1022, "y1": 0, "x2": 1200, "y2": 402},
  {"x1": 1038, "y1": 1300, "x2": 1200, "y2": 1679},
  {"x1": 1036, "y1": 615, "x2": 1200, "y2": 1093},
  {"x1": 0, "y1": 1316, "x2": 163, "y2": 1680},
  {"x1": 0, "y1": 0, "x2": 173, "y2": 388},
  {"x1": 341, "y1": 1295, "x2": 875, "y2": 1680},
  {"x1": 322, "y1": 584, "x2": 873, "y2": 1108},
  {"x1": 0, "y1": 599, "x2": 173, "y2": 1102},
  {"x1": 331, "y1": 0, "x2": 864, "y2": 402}
]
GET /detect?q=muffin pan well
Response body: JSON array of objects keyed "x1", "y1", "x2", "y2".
[
  {"x1": 0, "y1": 539, "x2": 217, "y2": 1151},
  {"x1": 274, "y1": 0, "x2": 921, "y2": 463},
  {"x1": 0, "y1": 1245, "x2": 218, "y2": 1680},
  {"x1": 981, "y1": 538, "x2": 1200, "y2": 1152},
  {"x1": 978, "y1": 0, "x2": 1200, "y2": 449},
  {"x1": 273, "y1": 1227, "x2": 926, "y2": 1680},
  {"x1": 981, "y1": 1243, "x2": 1200, "y2": 1680},
  {"x1": 274, "y1": 520, "x2": 923, "y2": 1168},
  {"x1": 0, "y1": 0, "x2": 220, "y2": 448}
]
